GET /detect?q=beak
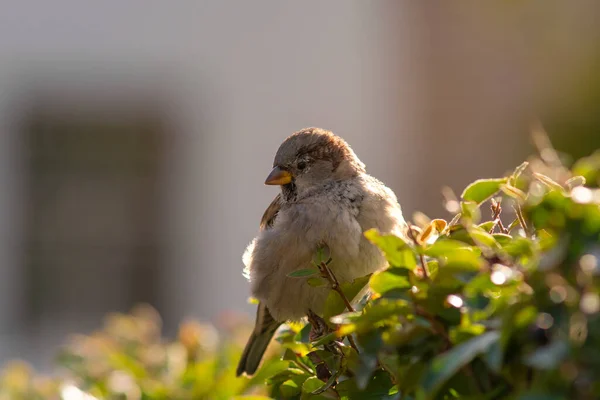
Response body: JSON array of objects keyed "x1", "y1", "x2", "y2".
[{"x1": 265, "y1": 166, "x2": 292, "y2": 185}]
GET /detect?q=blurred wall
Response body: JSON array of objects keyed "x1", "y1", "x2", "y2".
[{"x1": 406, "y1": 1, "x2": 600, "y2": 216}]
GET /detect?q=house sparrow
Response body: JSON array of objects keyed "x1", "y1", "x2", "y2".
[{"x1": 236, "y1": 128, "x2": 406, "y2": 376}]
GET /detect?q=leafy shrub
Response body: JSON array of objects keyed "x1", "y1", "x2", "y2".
[
  {"x1": 2, "y1": 146, "x2": 600, "y2": 400},
  {"x1": 240, "y1": 147, "x2": 600, "y2": 399},
  {"x1": 0, "y1": 305, "x2": 281, "y2": 399}
]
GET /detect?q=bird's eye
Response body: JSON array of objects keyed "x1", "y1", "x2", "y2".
[{"x1": 297, "y1": 161, "x2": 307, "y2": 170}]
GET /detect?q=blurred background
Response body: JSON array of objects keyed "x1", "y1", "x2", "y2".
[{"x1": 0, "y1": 1, "x2": 599, "y2": 368}]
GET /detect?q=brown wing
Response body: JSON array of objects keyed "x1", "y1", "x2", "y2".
[
  {"x1": 260, "y1": 193, "x2": 282, "y2": 230},
  {"x1": 236, "y1": 193, "x2": 283, "y2": 376},
  {"x1": 236, "y1": 301, "x2": 281, "y2": 376}
]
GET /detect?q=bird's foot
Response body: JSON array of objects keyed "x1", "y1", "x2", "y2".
[{"x1": 307, "y1": 309, "x2": 333, "y2": 342}]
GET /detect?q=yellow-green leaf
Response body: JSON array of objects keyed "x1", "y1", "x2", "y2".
[
  {"x1": 369, "y1": 268, "x2": 411, "y2": 295},
  {"x1": 461, "y1": 178, "x2": 507, "y2": 204},
  {"x1": 364, "y1": 229, "x2": 417, "y2": 270},
  {"x1": 287, "y1": 268, "x2": 319, "y2": 278}
]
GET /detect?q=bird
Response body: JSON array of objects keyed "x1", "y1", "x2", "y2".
[{"x1": 236, "y1": 127, "x2": 406, "y2": 376}]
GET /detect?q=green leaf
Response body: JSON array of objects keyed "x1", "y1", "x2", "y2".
[
  {"x1": 533, "y1": 172, "x2": 565, "y2": 192},
  {"x1": 468, "y1": 225, "x2": 499, "y2": 249},
  {"x1": 279, "y1": 379, "x2": 301, "y2": 397},
  {"x1": 460, "y1": 201, "x2": 481, "y2": 223},
  {"x1": 313, "y1": 245, "x2": 332, "y2": 265},
  {"x1": 461, "y1": 178, "x2": 507, "y2": 204},
  {"x1": 303, "y1": 376, "x2": 325, "y2": 393},
  {"x1": 501, "y1": 184, "x2": 527, "y2": 201},
  {"x1": 369, "y1": 268, "x2": 411, "y2": 295},
  {"x1": 307, "y1": 277, "x2": 328, "y2": 287},
  {"x1": 288, "y1": 268, "x2": 319, "y2": 278},
  {"x1": 322, "y1": 275, "x2": 371, "y2": 322},
  {"x1": 354, "y1": 299, "x2": 411, "y2": 331},
  {"x1": 231, "y1": 396, "x2": 273, "y2": 400},
  {"x1": 492, "y1": 233, "x2": 513, "y2": 245},
  {"x1": 477, "y1": 221, "x2": 496, "y2": 232},
  {"x1": 247, "y1": 360, "x2": 290, "y2": 387},
  {"x1": 421, "y1": 331, "x2": 500, "y2": 395},
  {"x1": 501, "y1": 236, "x2": 534, "y2": 258},
  {"x1": 510, "y1": 161, "x2": 529, "y2": 185},
  {"x1": 364, "y1": 229, "x2": 417, "y2": 270},
  {"x1": 337, "y1": 370, "x2": 396, "y2": 400},
  {"x1": 424, "y1": 239, "x2": 476, "y2": 257},
  {"x1": 424, "y1": 240, "x2": 482, "y2": 271}
]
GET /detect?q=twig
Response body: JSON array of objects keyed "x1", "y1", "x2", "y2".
[
  {"x1": 513, "y1": 204, "x2": 529, "y2": 237},
  {"x1": 407, "y1": 225, "x2": 430, "y2": 279},
  {"x1": 346, "y1": 334, "x2": 359, "y2": 352},
  {"x1": 316, "y1": 260, "x2": 360, "y2": 353},
  {"x1": 319, "y1": 261, "x2": 355, "y2": 312},
  {"x1": 294, "y1": 358, "x2": 315, "y2": 375},
  {"x1": 489, "y1": 199, "x2": 508, "y2": 234}
]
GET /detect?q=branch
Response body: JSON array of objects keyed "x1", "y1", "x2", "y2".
[
  {"x1": 489, "y1": 198, "x2": 508, "y2": 234},
  {"x1": 407, "y1": 225, "x2": 430, "y2": 280},
  {"x1": 315, "y1": 260, "x2": 360, "y2": 354},
  {"x1": 318, "y1": 260, "x2": 355, "y2": 312},
  {"x1": 513, "y1": 204, "x2": 530, "y2": 237}
]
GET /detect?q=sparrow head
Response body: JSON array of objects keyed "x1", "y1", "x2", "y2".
[{"x1": 265, "y1": 128, "x2": 365, "y2": 198}]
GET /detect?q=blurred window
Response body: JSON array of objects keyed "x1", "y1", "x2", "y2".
[{"x1": 22, "y1": 99, "x2": 165, "y2": 329}]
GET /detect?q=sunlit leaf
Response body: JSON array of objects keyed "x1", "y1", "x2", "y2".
[
  {"x1": 460, "y1": 201, "x2": 481, "y2": 224},
  {"x1": 478, "y1": 221, "x2": 496, "y2": 232},
  {"x1": 355, "y1": 299, "x2": 411, "y2": 331},
  {"x1": 247, "y1": 360, "x2": 290, "y2": 387},
  {"x1": 369, "y1": 268, "x2": 411, "y2": 295},
  {"x1": 364, "y1": 229, "x2": 417, "y2": 270},
  {"x1": 462, "y1": 178, "x2": 507, "y2": 204},
  {"x1": 501, "y1": 184, "x2": 527, "y2": 201},
  {"x1": 533, "y1": 172, "x2": 565, "y2": 192},
  {"x1": 565, "y1": 175, "x2": 586, "y2": 190},
  {"x1": 303, "y1": 376, "x2": 325, "y2": 393},
  {"x1": 510, "y1": 161, "x2": 529, "y2": 185},
  {"x1": 279, "y1": 379, "x2": 301, "y2": 397},
  {"x1": 468, "y1": 225, "x2": 499, "y2": 249},
  {"x1": 322, "y1": 275, "x2": 371, "y2": 322},
  {"x1": 418, "y1": 219, "x2": 448, "y2": 244}
]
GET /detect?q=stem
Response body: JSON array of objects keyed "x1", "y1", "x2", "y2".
[
  {"x1": 490, "y1": 199, "x2": 508, "y2": 234},
  {"x1": 513, "y1": 204, "x2": 529, "y2": 237},
  {"x1": 407, "y1": 226, "x2": 430, "y2": 280},
  {"x1": 319, "y1": 261, "x2": 355, "y2": 312},
  {"x1": 346, "y1": 334, "x2": 359, "y2": 353},
  {"x1": 316, "y1": 260, "x2": 360, "y2": 353},
  {"x1": 294, "y1": 359, "x2": 314, "y2": 375}
]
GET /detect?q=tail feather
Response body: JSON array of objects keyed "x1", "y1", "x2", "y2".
[{"x1": 236, "y1": 303, "x2": 281, "y2": 376}]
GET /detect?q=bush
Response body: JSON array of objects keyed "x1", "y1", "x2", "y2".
[
  {"x1": 0, "y1": 305, "x2": 282, "y2": 399},
  {"x1": 2, "y1": 147, "x2": 600, "y2": 399},
  {"x1": 243, "y1": 148, "x2": 600, "y2": 399}
]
